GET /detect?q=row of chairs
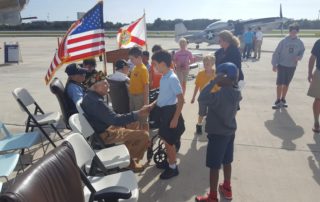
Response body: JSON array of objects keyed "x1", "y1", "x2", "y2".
[
  {"x1": 0, "y1": 86, "x2": 66, "y2": 191},
  {"x1": 0, "y1": 77, "x2": 140, "y2": 199},
  {"x1": 69, "y1": 100, "x2": 131, "y2": 172},
  {"x1": 64, "y1": 94, "x2": 138, "y2": 201},
  {"x1": 0, "y1": 137, "x2": 137, "y2": 202},
  {"x1": 0, "y1": 102, "x2": 139, "y2": 201}
]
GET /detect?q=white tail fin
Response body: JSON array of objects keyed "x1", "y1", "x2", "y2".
[{"x1": 175, "y1": 22, "x2": 188, "y2": 42}]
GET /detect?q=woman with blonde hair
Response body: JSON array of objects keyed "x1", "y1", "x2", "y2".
[{"x1": 215, "y1": 30, "x2": 244, "y2": 81}]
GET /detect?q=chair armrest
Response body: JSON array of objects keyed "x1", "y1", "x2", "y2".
[{"x1": 93, "y1": 186, "x2": 132, "y2": 201}]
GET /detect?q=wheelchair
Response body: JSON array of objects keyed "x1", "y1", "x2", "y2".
[{"x1": 147, "y1": 88, "x2": 168, "y2": 168}]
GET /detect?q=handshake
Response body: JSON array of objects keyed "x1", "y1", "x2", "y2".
[{"x1": 137, "y1": 104, "x2": 154, "y2": 117}]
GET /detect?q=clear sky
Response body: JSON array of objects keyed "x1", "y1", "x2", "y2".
[{"x1": 21, "y1": 0, "x2": 320, "y2": 23}]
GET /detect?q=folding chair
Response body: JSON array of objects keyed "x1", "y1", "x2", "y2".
[
  {"x1": 68, "y1": 114, "x2": 130, "y2": 171},
  {"x1": 0, "y1": 153, "x2": 22, "y2": 183},
  {"x1": 0, "y1": 121, "x2": 40, "y2": 154},
  {"x1": 65, "y1": 133, "x2": 138, "y2": 202},
  {"x1": 0, "y1": 142, "x2": 132, "y2": 202},
  {"x1": 49, "y1": 77, "x2": 76, "y2": 129},
  {"x1": 12, "y1": 88, "x2": 63, "y2": 147},
  {"x1": 75, "y1": 99, "x2": 115, "y2": 149}
]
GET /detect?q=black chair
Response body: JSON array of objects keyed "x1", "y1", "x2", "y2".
[
  {"x1": 50, "y1": 77, "x2": 75, "y2": 129},
  {"x1": 0, "y1": 142, "x2": 132, "y2": 202},
  {"x1": 106, "y1": 78, "x2": 130, "y2": 114}
]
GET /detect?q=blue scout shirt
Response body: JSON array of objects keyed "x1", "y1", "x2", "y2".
[{"x1": 157, "y1": 70, "x2": 182, "y2": 107}]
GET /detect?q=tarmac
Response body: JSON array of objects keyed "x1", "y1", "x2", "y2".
[{"x1": 0, "y1": 36, "x2": 319, "y2": 202}]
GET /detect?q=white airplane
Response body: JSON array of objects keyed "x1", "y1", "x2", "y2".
[
  {"x1": 0, "y1": 0, "x2": 36, "y2": 25},
  {"x1": 175, "y1": 5, "x2": 288, "y2": 49}
]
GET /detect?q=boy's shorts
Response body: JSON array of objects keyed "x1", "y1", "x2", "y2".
[
  {"x1": 198, "y1": 102, "x2": 208, "y2": 117},
  {"x1": 129, "y1": 93, "x2": 148, "y2": 124},
  {"x1": 206, "y1": 134, "x2": 235, "y2": 170},
  {"x1": 158, "y1": 104, "x2": 185, "y2": 145},
  {"x1": 276, "y1": 65, "x2": 296, "y2": 86}
]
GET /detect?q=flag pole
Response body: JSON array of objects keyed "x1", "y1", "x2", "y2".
[
  {"x1": 143, "y1": 9, "x2": 148, "y2": 51},
  {"x1": 100, "y1": 0, "x2": 107, "y2": 75},
  {"x1": 103, "y1": 52, "x2": 107, "y2": 75}
]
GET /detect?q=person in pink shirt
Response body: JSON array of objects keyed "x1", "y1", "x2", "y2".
[{"x1": 174, "y1": 38, "x2": 194, "y2": 96}]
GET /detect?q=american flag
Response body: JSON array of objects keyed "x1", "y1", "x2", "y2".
[{"x1": 45, "y1": 1, "x2": 105, "y2": 84}]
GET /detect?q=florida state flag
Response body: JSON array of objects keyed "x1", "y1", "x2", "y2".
[{"x1": 117, "y1": 14, "x2": 146, "y2": 48}]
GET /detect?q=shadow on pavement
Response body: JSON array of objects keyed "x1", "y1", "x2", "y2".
[
  {"x1": 138, "y1": 135, "x2": 208, "y2": 202},
  {"x1": 264, "y1": 108, "x2": 304, "y2": 150},
  {"x1": 307, "y1": 133, "x2": 320, "y2": 186}
]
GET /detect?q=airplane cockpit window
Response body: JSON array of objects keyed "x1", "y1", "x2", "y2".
[{"x1": 205, "y1": 21, "x2": 229, "y2": 30}]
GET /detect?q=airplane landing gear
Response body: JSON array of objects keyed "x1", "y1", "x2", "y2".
[{"x1": 196, "y1": 44, "x2": 199, "y2": 49}]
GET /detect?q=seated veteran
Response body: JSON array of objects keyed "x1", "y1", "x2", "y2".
[
  {"x1": 108, "y1": 59, "x2": 130, "y2": 82},
  {"x1": 81, "y1": 75, "x2": 150, "y2": 172},
  {"x1": 82, "y1": 58, "x2": 97, "y2": 85},
  {"x1": 64, "y1": 63, "x2": 86, "y2": 113}
]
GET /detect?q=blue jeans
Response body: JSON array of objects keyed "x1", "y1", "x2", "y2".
[{"x1": 243, "y1": 43, "x2": 252, "y2": 58}]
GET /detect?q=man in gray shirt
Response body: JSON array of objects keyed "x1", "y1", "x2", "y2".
[{"x1": 271, "y1": 24, "x2": 305, "y2": 109}]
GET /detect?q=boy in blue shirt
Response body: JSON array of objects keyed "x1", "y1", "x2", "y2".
[
  {"x1": 242, "y1": 27, "x2": 254, "y2": 59},
  {"x1": 195, "y1": 63, "x2": 242, "y2": 202},
  {"x1": 148, "y1": 50, "x2": 185, "y2": 180}
]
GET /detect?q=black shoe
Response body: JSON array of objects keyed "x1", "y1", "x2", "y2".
[
  {"x1": 159, "y1": 166, "x2": 179, "y2": 180},
  {"x1": 281, "y1": 98, "x2": 288, "y2": 108},
  {"x1": 156, "y1": 160, "x2": 168, "y2": 169},
  {"x1": 196, "y1": 124, "x2": 202, "y2": 134},
  {"x1": 272, "y1": 99, "x2": 281, "y2": 109}
]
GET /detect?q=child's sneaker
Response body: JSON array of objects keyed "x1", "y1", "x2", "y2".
[
  {"x1": 196, "y1": 124, "x2": 202, "y2": 134},
  {"x1": 281, "y1": 98, "x2": 288, "y2": 108},
  {"x1": 155, "y1": 160, "x2": 168, "y2": 169},
  {"x1": 272, "y1": 99, "x2": 281, "y2": 109},
  {"x1": 195, "y1": 193, "x2": 218, "y2": 202},
  {"x1": 159, "y1": 166, "x2": 179, "y2": 180},
  {"x1": 219, "y1": 184, "x2": 232, "y2": 200}
]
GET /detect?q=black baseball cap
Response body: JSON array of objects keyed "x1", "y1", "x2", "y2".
[
  {"x1": 115, "y1": 59, "x2": 129, "y2": 70},
  {"x1": 65, "y1": 63, "x2": 87, "y2": 76}
]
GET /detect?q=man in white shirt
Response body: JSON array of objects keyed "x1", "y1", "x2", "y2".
[
  {"x1": 109, "y1": 59, "x2": 130, "y2": 82},
  {"x1": 254, "y1": 27, "x2": 263, "y2": 59}
]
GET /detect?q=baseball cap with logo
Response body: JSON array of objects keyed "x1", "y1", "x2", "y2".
[
  {"x1": 85, "y1": 71, "x2": 107, "y2": 87},
  {"x1": 216, "y1": 62, "x2": 239, "y2": 82}
]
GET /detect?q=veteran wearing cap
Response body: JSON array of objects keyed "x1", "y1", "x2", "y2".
[
  {"x1": 81, "y1": 74, "x2": 150, "y2": 172},
  {"x1": 108, "y1": 59, "x2": 130, "y2": 82},
  {"x1": 64, "y1": 63, "x2": 87, "y2": 114}
]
